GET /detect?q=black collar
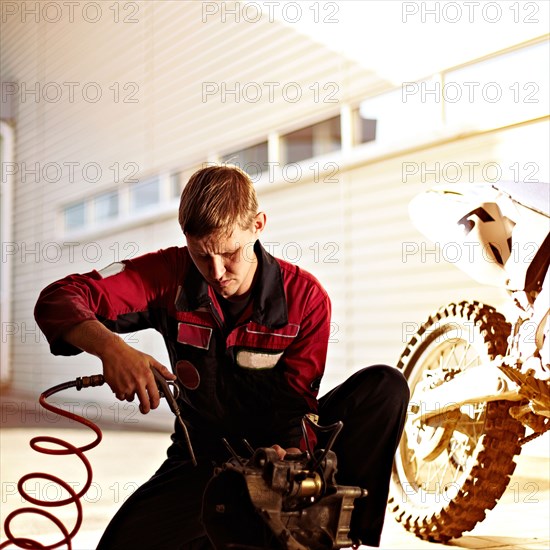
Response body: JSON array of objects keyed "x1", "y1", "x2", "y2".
[{"x1": 175, "y1": 240, "x2": 288, "y2": 328}]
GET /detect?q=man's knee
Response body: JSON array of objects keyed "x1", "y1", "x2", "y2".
[
  {"x1": 319, "y1": 365, "x2": 410, "y2": 425},
  {"x1": 356, "y1": 364, "x2": 409, "y2": 396}
]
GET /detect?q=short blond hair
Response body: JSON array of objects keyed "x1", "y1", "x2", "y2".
[{"x1": 178, "y1": 165, "x2": 258, "y2": 238}]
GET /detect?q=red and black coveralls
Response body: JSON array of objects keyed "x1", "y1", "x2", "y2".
[{"x1": 35, "y1": 241, "x2": 409, "y2": 548}]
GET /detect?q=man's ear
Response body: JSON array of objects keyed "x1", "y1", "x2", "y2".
[{"x1": 253, "y1": 212, "x2": 267, "y2": 236}]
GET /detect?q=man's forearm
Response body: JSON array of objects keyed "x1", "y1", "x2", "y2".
[{"x1": 62, "y1": 320, "x2": 127, "y2": 361}]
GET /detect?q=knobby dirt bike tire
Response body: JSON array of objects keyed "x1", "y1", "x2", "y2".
[{"x1": 388, "y1": 301, "x2": 526, "y2": 542}]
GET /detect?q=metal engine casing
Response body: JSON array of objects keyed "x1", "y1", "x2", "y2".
[{"x1": 202, "y1": 447, "x2": 366, "y2": 550}]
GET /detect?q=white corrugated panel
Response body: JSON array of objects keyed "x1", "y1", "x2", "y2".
[
  {"x1": 253, "y1": 119, "x2": 548, "y2": 395},
  {"x1": 1, "y1": 1, "x2": 388, "y2": 397},
  {"x1": 340, "y1": 121, "x2": 549, "y2": 381},
  {"x1": 1, "y1": 2, "x2": 548, "y2": 418}
]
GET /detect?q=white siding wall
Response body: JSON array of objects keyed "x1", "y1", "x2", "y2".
[
  {"x1": 1, "y1": 2, "x2": 548, "y2": 423},
  {"x1": 0, "y1": 1, "x2": 388, "y2": 401},
  {"x1": 262, "y1": 119, "x2": 549, "y2": 394}
]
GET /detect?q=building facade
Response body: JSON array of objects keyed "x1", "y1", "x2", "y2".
[{"x1": 1, "y1": 2, "x2": 548, "y2": 426}]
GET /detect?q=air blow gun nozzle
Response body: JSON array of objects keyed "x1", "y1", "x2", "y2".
[{"x1": 151, "y1": 367, "x2": 197, "y2": 466}]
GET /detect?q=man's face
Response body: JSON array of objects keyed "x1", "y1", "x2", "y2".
[{"x1": 186, "y1": 214, "x2": 265, "y2": 300}]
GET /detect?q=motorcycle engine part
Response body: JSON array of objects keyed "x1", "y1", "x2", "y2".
[
  {"x1": 202, "y1": 446, "x2": 366, "y2": 550},
  {"x1": 389, "y1": 301, "x2": 526, "y2": 543}
]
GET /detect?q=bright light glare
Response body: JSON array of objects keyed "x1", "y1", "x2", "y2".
[{"x1": 275, "y1": 1, "x2": 549, "y2": 84}]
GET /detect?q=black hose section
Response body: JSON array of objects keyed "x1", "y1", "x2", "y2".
[{"x1": 301, "y1": 416, "x2": 344, "y2": 472}]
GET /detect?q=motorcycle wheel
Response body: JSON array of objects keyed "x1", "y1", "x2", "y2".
[{"x1": 388, "y1": 300, "x2": 526, "y2": 542}]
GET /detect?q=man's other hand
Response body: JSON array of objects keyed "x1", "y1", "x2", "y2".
[{"x1": 271, "y1": 444, "x2": 302, "y2": 460}]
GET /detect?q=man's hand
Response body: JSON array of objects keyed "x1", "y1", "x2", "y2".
[
  {"x1": 100, "y1": 339, "x2": 175, "y2": 414},
  {"x1": 271, "y1": 445, "x2": 302, "y2": 460},
  {"x1": 62, "y1": 320, "x2": 176, "y2": 414}
]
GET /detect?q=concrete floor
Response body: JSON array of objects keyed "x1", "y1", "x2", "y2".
[{"x1": 1, "y1": 399, "x2": 548, "y2": 550}]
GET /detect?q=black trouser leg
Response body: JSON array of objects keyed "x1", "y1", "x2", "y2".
[
  {"x1": 318, "y1": 365, "x2": 410, "y2": 547},
  {"x1": 96, "y1": 457, "x2": 215, "y2": 550}
]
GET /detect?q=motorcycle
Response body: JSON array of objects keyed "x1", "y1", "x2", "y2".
[{"x1": 388, "y1": 181, "x2": 550, "y2": 542}]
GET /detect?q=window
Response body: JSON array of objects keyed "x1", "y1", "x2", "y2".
[
  {"x1": 359, "y1": 82, "x2": 442, "y2": 147},
  {"x1": 1, "y1": 123, "x2": 14, "y2": 380},
  {"x1": 353, "y1": 109, "x2": 377, "y2": 144},
  {"x1": 130, "y1": 177, "x2": 160, "y2": 211},
  {"x1": 444, "y1": 41, "x2": 549, "y2": 129},
  {"x1": 281, "y1": 116, "x2": 341, "y2": 164},
  {"x1": 93, "y1": 191, "x2": 118, "y2": 221},
  {"x1": 352, "y1": 109, "x2": 377, "y2": 145},
  {"x1": 64, "y1": 202, "x2": 86, "y2": 230},
  {"x1": 222, "y1": 141, "x2": 268, "y2": 179},
  {"x1": 171, "y1": 172, "x2": 182, "y2": 199}
]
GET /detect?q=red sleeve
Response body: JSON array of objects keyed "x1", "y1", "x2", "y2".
[
  {"x1": 284, "y1": 285, "x2": 331, "y2": 409},
  {"x1": 34, "y1": 247, "x2": 182, "y2": 355}
]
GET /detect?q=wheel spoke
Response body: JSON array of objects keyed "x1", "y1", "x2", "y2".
[
  {"x1": 440, "y1": 452, "x2": 453, "y2": 484},
  {"x1": 454, "y1": 343, "x2": 470, "y2": 370},
  {"x1": 464, "y1": 353, "x2": 481, "y2": 369},
  {"x1": 441, "y1": 343, "x2": 456, "y2": 372}
]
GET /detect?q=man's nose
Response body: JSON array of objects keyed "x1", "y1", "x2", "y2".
[{"x1": 209, "y1": 256, "x2": 226, "y2": 280}]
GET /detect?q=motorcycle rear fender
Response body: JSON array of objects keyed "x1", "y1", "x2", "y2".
[
  {"x1": 409, "y1": 186, "x2": 514, "y2": 287},
  {"x1": 408, "y1": 184, "x2": 549, "y2": 290}
]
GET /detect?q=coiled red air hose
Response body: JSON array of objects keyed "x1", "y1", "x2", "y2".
[{"x1": 1, "y1": 375, "x2": 105, "y2": 550}]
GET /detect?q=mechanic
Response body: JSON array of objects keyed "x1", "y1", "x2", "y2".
[{"x1": 34, "y1": 165, "x2": 409, "y2": 549}]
